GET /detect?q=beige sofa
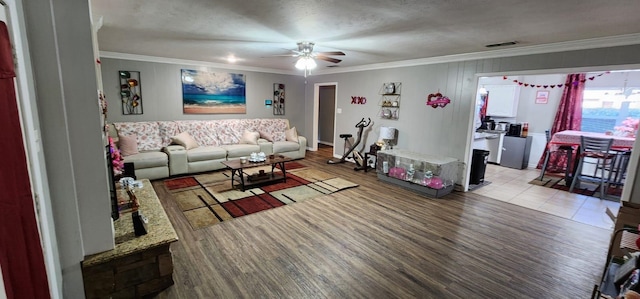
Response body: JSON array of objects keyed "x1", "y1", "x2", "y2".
[{"x1": 109, "y1": 119, "x2": 306, "y2": 180}]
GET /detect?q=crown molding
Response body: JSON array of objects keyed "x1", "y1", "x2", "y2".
[
  {"x1": 101, "y1": 33, "x2": 640, "y2": 77},
  {"x1": 99, "y1": 51, "x2": 299, "y2": 75},
  {"x1": 315, "y1": 33, "x2": 640, "y2": 75}
]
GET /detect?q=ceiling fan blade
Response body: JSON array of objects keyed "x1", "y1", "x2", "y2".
[
  {"x1": 316, "y1": 51, "x2": 346, "y2": 56},
  {"x1": 316, "y1": 56, "x2": 342, "y2": 64}
]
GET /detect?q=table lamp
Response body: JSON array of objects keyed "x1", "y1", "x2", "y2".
[{"x1": 379, "y1": 126, "x2": 396, "y2": 150}]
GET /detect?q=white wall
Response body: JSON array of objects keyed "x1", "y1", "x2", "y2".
[{"x1": 100, "y1": 58, "x2": 308, "y2": 136}]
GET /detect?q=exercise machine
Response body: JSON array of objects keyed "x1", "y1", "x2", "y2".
[{"x1": 328, "y1": 118, "x2": 371, "y2": 165}]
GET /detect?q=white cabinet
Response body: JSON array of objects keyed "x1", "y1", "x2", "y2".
[{"x1": 486, "y1": 85, "x2": 520, "y2": 117}]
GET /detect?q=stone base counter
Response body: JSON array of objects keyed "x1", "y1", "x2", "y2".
[{"x1": 82, "y1": 179, "x2": 179, "y2": 298}]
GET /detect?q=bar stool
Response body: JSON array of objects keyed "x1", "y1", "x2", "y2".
[
  {"x1": 539, "y1": 130, "x2": 574, "y2": 181},
  {"x1": 569, "y1": 136, "x2": 614, "y2": 200}
]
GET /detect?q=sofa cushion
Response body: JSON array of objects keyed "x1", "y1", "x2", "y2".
[
  {"x1": 122, "y1": 151, "x2": 168, "y2": 168},
  {"x1": 186, "y1": 146, "x2": 227, "y2": 162},
  {"x1": 114, "y1": 122, "x2": 163, "y2": 151},
  {"x1": 176, "y1": 120, "x2": 219, "y2": 146},
  {"x1": 171, "y1": 132, "x2": 199, "y2": 150},
  {"x1": 220, "y1": 144, "x2": 261, "y2": 158},
  {"x1": 285, "y1": 127, "x2": 298, "y2": 142},
  {"x1": 118, "y1": 134, "x2": 139, "y2": 156},
  {"x1": 240, "y1": 130, "x2": 260, "y2": 145},
  {"x1": 157, "y1": 121, "x2": 180, "y2": 147},
  {"x1": 259, "y1": 130, "x2": 274, "y2": 142},
  {"x1": 273, "y1": 141, "x2": 300, "y2": 153}
]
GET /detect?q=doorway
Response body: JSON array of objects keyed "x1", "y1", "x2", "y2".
[
  {"x1": 1, "y1": 1, "x2": 59, "y2": 296},
  {"x1": 318, "y1": 85, "x2": 336, "y2": 146},
  {"x1": 312, "y1": 82, "x2": 338, "y2": 153}
]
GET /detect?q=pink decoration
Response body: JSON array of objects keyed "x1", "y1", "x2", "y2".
[
  {"x1": 503, "y1": 71, "x2": 609, "y2": 88},
  {"x1": 427, "y1": 177, "x2": 443, "y2": 189},
  {"x1": 109, "y1": 136, "x2": 124, "y2": 176},
  {"x1": 614, "y1": 117, "x2": 639, "y2": 138},
  {"x1": 426, "y1": 92, "x2": 451, "y2": 108}
]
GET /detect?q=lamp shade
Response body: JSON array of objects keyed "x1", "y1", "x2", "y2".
[
  {"x1": 379, "y1": 126, "x2": 396, "y2": 140},
  {"x1": 295, "y1": 57, "x2": 317, "y2": 70}
]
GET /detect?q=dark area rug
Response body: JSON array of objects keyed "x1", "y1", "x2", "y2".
[
  {"x1": 528, "y1": 176, "x2": 623, "y2": 197},
  {"x1": 164, "y1": 166, "x2": 359, "y2": 230}
]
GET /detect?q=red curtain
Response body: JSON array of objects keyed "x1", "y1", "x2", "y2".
[
  {"x1": 536, "y1": 73, "x2": 585, "y2": 173},
  {"x1": 0, "y1": 21, "x2": 50, "y2": 298}
]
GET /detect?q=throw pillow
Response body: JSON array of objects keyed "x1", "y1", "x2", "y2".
[
  {"x1": 272, "y1": 132, "x2": 286, "y2": 142},
  {"x1": 285, "y1": 127, "x2": 298, "y2": 142},
  {"x1": 171, "y1": 132, "x2": 199, "y2": 150},
  {"x1": 240, "y1": 130, "x2": 260, "y2": 145},
  {"x1": 118, "y1": 134, "x2": 139, "y2": 156},
  {"x1": 259, "y1": 130, "x2": 274, "y2": 142}
]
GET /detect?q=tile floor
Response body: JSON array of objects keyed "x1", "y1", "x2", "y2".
[{"x1": 471, "y1": 163, "x2": 620, "y2": 229}]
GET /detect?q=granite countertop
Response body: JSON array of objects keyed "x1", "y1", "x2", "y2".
[
  {"x1": 83, "y1": 179, "x2": 178, "y2": 267},
  {"x1": 476, "y1": 129, "x2": 507, "y2": 134}
]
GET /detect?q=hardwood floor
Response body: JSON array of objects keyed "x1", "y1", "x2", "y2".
[{"x1": 152, "y1": 145, "x2": 611, "y2": 298}]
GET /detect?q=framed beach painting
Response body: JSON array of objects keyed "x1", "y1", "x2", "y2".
[{"x1": 181, "y1": 69, "x2": 246, "y2": 114}]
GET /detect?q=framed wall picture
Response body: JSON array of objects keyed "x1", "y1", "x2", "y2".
[
  {"x1": 273, "y1": 83, "x2": 285, "y2": 115},
  {"x1": 535, "y1": 90, "x2": 550, "y2": 104},
  {"x1": 181, "y1": 69, "x2": 246, "y2": 114},
  {"x1": 119, "y1": 71, "x2": 143, "y2": 115}
]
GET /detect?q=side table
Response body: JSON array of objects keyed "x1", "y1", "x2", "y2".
[{"x1": 364, "y1": 151, "x2": 377, "y2": 172}]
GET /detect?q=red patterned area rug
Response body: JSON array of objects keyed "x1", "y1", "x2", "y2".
[{"x1": 163, "y1": 165, "x2": 359, "y2": 230}]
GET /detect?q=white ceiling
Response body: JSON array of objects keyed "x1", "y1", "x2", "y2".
[{"x1": 91, "y1": 0, "x2": 640, "y2": 74}]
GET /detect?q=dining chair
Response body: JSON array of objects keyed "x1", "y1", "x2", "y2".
[
  {"x1": 607, "y1": 149, "x2": 632, "y2": 187},
  {"x1": 569, "y1": 136, "x2": 614, "y2": 199},
  {"x1": 538, "y1": 129, "x2": 574, "y2": 181}
]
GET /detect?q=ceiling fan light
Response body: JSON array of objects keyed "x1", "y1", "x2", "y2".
[
  {"x1": 295, "y1": 57, "x2": 316, "y2": 70},
  {"x1": 306, "y1": 57, "x2": 317, "y2": 69}
]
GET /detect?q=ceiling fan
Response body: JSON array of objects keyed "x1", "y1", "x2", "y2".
[{"x1": 278, "y1": 42, "x2": 345, "y2": 76}]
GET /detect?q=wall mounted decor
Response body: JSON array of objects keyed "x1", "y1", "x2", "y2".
[
  {"x1": 119, "y1": 71, "x2": 143, "y2": 115},
  {"x1": 426, "y1": 91, "x2": 450, "y2": 108},
  {"x1": 535, "y1": 90, "x2": 550, "y2": 104},
  {"x1": 181, "y1": 69, "x2": 246, "y2": 114},
  {"x1": 379, "y1": 82, "x2": 401, "y2": 119},
  {"x1": 273, "y1": 83, "x2": 285, "y2": 115},
  {"x1": 351, "y1": 96, "x2": 367, "y2": 104}
]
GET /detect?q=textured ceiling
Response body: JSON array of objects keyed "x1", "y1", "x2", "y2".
[{"x1": 91, "y1": 0, "x2": 640, "y2": 73}]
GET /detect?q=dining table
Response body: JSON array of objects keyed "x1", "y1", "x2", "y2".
[{"x1": 549, "y1": 130, "x2": 635, "y2": 186}]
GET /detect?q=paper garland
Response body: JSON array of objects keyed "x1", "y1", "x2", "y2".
[{"x1": 502, "y1": 71, "x2": 610, "y2": 88}]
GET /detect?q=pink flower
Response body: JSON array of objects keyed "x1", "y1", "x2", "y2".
[
  {"x1": 614, "y1": 117, "x2": 639, "y2": 138},
  {"x1": 108, "y1": 136, "x2": 124, "y2": 175}
]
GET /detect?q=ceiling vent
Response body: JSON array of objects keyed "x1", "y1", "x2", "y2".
[{"x1": 485, "y1": 41, "x2": 518, "y2": 48}]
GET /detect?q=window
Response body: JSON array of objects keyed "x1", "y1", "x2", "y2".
[{"x1": 581, "y1": 71, "x2": 640, "y2": 134}]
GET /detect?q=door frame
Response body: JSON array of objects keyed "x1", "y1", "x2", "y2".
[
  {"x1": 2, "y1": 0, "x2": 61, "y2": 297},
  {"x1": 312, "y1": 82, "x2": 338, "y2": 152}
]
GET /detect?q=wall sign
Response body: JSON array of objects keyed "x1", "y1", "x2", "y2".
[
  {"x1": 535, "y1": 90, "x2": 550, "y2": 104},
  {"x1": 351, "y1": 96, "x2": 367, "y2": 104}
]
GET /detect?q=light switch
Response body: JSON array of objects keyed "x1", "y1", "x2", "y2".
[{"x1": 337, "y1": 108, "x2": 342, "y2": 114}]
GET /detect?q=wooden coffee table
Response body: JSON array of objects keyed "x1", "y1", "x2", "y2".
[{"x1": 221, "y1": 155, "x2": 294, "y2": 191}]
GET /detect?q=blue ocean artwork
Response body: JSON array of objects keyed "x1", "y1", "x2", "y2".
[{"x1": 181, "y1": 69, "x2": 246, "y2": 113}]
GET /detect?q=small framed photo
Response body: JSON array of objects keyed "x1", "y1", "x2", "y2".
[{"x1": 535, "y1": 90, "x2": 550, "y2": 104}]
